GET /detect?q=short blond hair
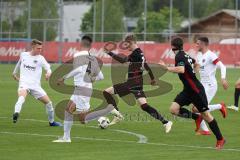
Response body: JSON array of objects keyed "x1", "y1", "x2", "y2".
[{"x1": 31, "y1": 39, "x2": 42, "y2": 46}]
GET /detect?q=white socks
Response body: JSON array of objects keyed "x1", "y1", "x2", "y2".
[
  {"x1": 46, "y1": 101, "x2": 54, "y2": 123},
  {"x1": 63, "y1": 111, "x2": 73, "y2": 140},
  {"x1": 85, "y1": 104, "x2": 114, "y2": 123},
  {"x1": 14, "y1": 96, "x2": 25, "y2": 113},
  {"x1": 208, "y1": 104, "x2": 221, "y2": 112},
  {"x1": 200, "y1": 120, "x2": 210, "y2": 131}
]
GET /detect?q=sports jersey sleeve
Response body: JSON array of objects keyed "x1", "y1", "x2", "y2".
[
  {"x1": 210, "y1": 53, "x2": 219, "y2": 65},
  {"x1": 95, "y1": 71, "x2": 104, "y2": 81},
  {"x1": 13, "y1": 59, "x2": 21, "y2": 75},
  {"x1": 12, "y1": 53, "x2": 23, "y2": 75},
  {"x1": 41, "y1": 56, "x2": 51, "y2": 74},
  {"x1": 175, "y1": 54, "x2": 186, "y2": 67},
  {"x1": 144, "y1": 62, "x2": 154, "y2": 80},
  {"x1": 63, "y1": 66, "x2": 82, "y2": 80},
  {"x1": 107, "y1": 52, "x2": 129, "y2": 63}
]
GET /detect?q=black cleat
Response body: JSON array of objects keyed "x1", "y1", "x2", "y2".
[{"x1": 13, "y1": 112, "x2": 19, "y2": 123}]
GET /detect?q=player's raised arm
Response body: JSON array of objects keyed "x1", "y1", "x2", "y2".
[
  {"x1": 106, "y1": 51, "x2": 129, "y2": 63},
  {"x1": 12, "y1": 59, "x2": 21, "y2": 81},
  {"x1": 103, "y1": 42, "x2": 128, "y2": 63}
]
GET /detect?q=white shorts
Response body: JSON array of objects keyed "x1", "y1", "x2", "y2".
[
  {"x1": 70, "y1": 95, "x2": 90, "y2": 112},
  {"x1": 18, "y1": 84, "x2": 47, "y2": 99},
  {"x1": 202, "y1": 83, "x2": 217, "y2": 104}
]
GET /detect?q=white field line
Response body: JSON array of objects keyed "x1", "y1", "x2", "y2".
[
  {"x1": 0, "y1": 131, "x2": 240, "y2": 152},
  {"x1": 1, "y1": 116, "x2": 240, "y2": 152},
  {"x1": 0, "y1": 116, "x2": 148, "y2": 143}
]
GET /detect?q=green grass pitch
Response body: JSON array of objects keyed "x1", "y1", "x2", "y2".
[{"x1": 0, "y1": 64, "x2": 240, "y2": 160}]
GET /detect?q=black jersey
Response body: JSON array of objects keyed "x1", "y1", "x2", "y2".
[
  {"x1": 108, "y1": 48, "x2": 154, "y2": 83},
  {"x1": 175, "y1": 51, "x2": 203, "y2": 93}
]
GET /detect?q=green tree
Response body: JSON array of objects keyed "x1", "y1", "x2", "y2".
[
  {"x1": 120, "y1": 0, "x2": 144, "y2": 17},
  {"x1": 3, "y1": 0, "x2": 58, "y2": 41},
  {"x1": 134, "y1": 7, "x2": 183, "y2": 42},
  {"x1": 81, "y1": 0, "x2": 125, "y2": 42}
]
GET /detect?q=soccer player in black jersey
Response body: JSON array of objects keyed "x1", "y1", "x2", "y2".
[
  {"x1": 103, "y1": 34, "x2": 173, "y2": 133},
  {"x1": 159, "y1": 37, "x2": 225, "y2": 149}
]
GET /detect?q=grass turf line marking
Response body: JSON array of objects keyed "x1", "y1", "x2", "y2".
[
  {"x1": 1, "y1": 117, "x2": 240, "y2": 152},
  {"x1": 0, "y1": 116, "x2": 148, "y2": 143},
  {"x1": 1, "y1": 131, "x2": 240, "y2": 152}
]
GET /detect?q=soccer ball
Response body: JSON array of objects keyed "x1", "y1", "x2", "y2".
[{"x1": 98, "y1": 116, "x2": 110, "y2": 129}]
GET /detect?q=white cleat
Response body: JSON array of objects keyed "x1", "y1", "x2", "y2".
[
  {"x1": 109, "y1": 115, "x2": 124, "y2": 126},
  {"x1": 163, "y1": 121, "x2": 173, "y2": 133},
  {"x1": 52, "y1": 136, "x2": 71, "y2": 143},
  {"x1": 227, "y1": 105, "x2": 239, "y2": 112}
]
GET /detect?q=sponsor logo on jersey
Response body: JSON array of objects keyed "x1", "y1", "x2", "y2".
[{"x1": 23, "y1": 64, "x2": 36, "y2": 71}]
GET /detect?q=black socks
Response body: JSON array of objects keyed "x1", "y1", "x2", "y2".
[
  {"x1": 141, "y1": 103, "x2": 168, "y2": 124},
  {"x1": 103, "y1": 91, "x2": 119, "y2": 110},
  {"x1": 178, "y1": 108, "x2": 199, "y2": 120},
  {"x1": 234, "y1": 88, "x2": 240, "y2": 107},
  {"x1": 208, "y1": 119, "x2": 223, "y2": 140}
]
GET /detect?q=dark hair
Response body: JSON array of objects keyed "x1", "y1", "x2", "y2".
[
  {"x1": 171, "y1": 37, "x2": 183, "y2": 50},
  {"x1": 197, "y1": 37, "x2": 209, "y2": 45},
  {"x1": 31, "y1": 39, "x2": 42, "y2": 46},
  {"x1": 81, "y1": 35, "x2": 92, "y2": 48},
  {"x1": 124, "y1": 33, "x2": 136, "y2": 42}
]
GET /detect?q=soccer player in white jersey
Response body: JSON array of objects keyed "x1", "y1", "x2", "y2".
[
  {"x1": 53, "y1": 36, "x2": 114, "y2": 143},
  {"x1": 12, "y1": 39, "x2": 62, "y2": 126},
  {"x1": 193, "y1": 37, "x2": 229, "y2": 135}
]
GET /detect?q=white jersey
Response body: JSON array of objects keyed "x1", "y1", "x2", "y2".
[
  {"x1": 65, "y1": 50, "x2": 104, "y2": 111},
  {"x1": 13, "y1": 52, "x2": 51, "y2": 87},
  {"x1": 64, "y1": 51, "x2": 104, "y2": 88},
  {"x1": 196, "y1": 50, "x2": 219, "y2": 85}
]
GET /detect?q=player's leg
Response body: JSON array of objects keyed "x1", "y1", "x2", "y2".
[
  {"x1": 137, "y1": 97, "x2": 172, "y2": 133},
  {"x1": 170, "y1": 102, "x2": 200, "y2": 120},
  {"x1": 33, "y1": 87, "x2": 61, "y2": 126},
  {"x1": 53, "y1": 100, "x2": 75, "y2": 143},
  {"x1": 81, "y1": 104, "x2": 114, "y2": 123},
  {"x1": 200, "y1": 111, "x2": 225, "y2": 149},
  {"x1": 228, "y1": 79, "x2": 240, "y2": 111},
  {"x1": 192, "y1": 106, "x2": 210, "y2": 135},
  {"x1": 13, "y1": 89, "x2": 28, "y2": 123},
  {"x1": 206, "y1": 85, "x2": 227, "y2": 117},
  {"x1": 69, "y1": 93, "x2": 114, "y2": 124},
  {"x1": 103, "y1": 86, "x2": 124, "y2": 125},
  {"x1": 172, "y1": 92, "x2": 202, "y2": 131},
  {"x1": 194, "y1": 91, "x2": 225, "y2": 149}
]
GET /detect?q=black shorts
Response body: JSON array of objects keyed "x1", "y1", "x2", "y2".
[
  {"x1": 174, "y1": 89, "x2": 209, "y2": 113},
  {"x1": 113, "y1": 81, "x2": 146, "y2": 99}
]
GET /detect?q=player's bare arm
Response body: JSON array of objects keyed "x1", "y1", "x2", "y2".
[
  {"x1": 193, "y1": 62, "x2": 200, "y2": 73},
  {"x1": 158, "y1": 60, "x2": 185, "y2": 73},
  {"x1": 167, "y1": 66, "x2": 185, "y2": 73}
]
